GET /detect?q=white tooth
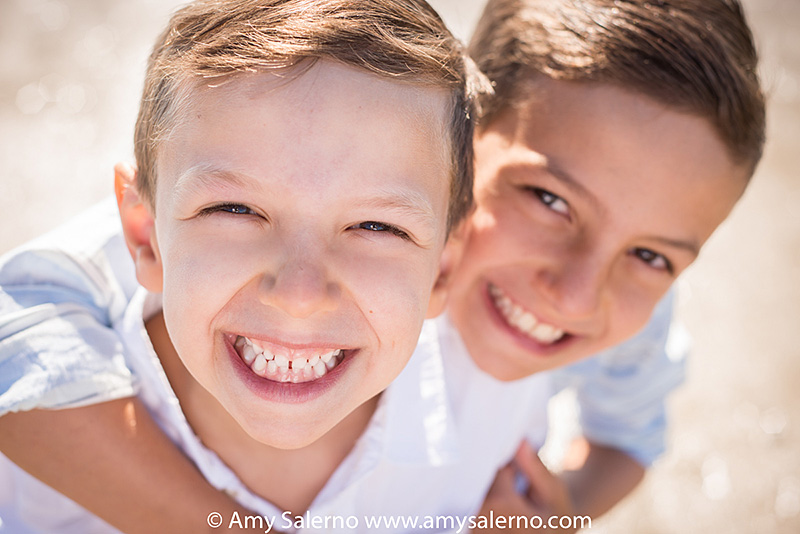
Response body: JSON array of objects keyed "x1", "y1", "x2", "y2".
[
  {"x1": 325, "y1": 357, "x2": 337, "y2": 370},
  {"x1": 533, "y1": 324, "x2": 562, "y2": 344},
  {"x1": 290, "y1": 373, "x2": 303, "y2": 383},
  {"x1": 308, "y1": 354, "x2": 320, "y2": 366},
  {"x1": 303, "y1": 364, "x2": 315, "y2": 380},
  {"x1": 274, "y1": 354, "x2": 289, "y2": 369},
  {"x1": 313, "y1": 361, "x2": 326, "y2": 378},
  {"x1": 266, "y1": 360, "x2": 277, "y2": 374},
  {"x1": 252, "y1": 354, "x2": 267, "y2": 374},
  {"x1": 518, "y1": 312, "x2": 536, "y2": 331},
  {"x1": 321, "y1": 350, "x2": 336, "y2": 363},
  {"x1": 291, "y1": 357, "x2": 307, "y2": 370},
  {"x1": 264, "y1": 352, "x2": 274, "y2": 361},
  {"x1": 242, "y1": 344, "x2": 257, "y2": 364},
  {"x1": 251, "y1": 340, "x2": 264, "y2": 354},
  {"x1": 235, "y1": 336, "x2": 247, "y2": 350}
]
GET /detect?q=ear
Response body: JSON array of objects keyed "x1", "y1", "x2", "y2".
[
  {"x1": 426, "y1": 220, "x2": 468, "y2": 319},
  {"x1": 114, "y1": 162, "x2": 163, "y2": 293}
]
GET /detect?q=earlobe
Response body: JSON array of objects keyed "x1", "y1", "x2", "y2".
[
  {"x1": 426, "y1": 221, "x2": 468, "y2": 319},
  {"x1": 114, "y1": 162, "x2": 163, "y2": 292}
]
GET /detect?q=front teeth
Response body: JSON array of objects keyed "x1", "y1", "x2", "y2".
[
  {"x1": 489, "y1": 284, "x2": 565, "y2": 344},
  {"x1": 235, "y1": 336, "x2": 344, "y2": 383}
]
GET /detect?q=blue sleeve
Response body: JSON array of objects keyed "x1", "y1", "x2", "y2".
[
  {"x1": 0, "y1": 199, "x2": 140, "y2": 415},
  {"x1": 551, "y1": 291, "x2": 689, "y2": 466}
]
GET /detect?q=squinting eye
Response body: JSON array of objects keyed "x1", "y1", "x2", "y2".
[
  {"x1": 200, "y1": 203, "x2": 256, "y2": 216},
  {"x1": 631, "y1": 248, "x2": 673, "y2": 273},
  {"x1": 351, "y1": 221, "x2": 410, "y2": 240},
  {"x1": 532, "y1": 188, "x2": 569, "y2": 216}
]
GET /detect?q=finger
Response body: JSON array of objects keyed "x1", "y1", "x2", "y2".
[
  {"x1": 513, "y1": 440, "x2": 559, "y2": 504},
  {"x1": 486, "y1": 464, "x2": 518, "y2": 499}
]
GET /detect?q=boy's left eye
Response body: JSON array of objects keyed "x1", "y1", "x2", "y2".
[
  {"x1": 350, "y1": 221, "x2": 410, "y2": 240},
  {"x1": 631, "y1": 247, "x2": 673, "y2": 273}
]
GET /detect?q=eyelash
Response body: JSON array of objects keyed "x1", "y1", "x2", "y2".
[
  {"x1": 631, "y1": 248, "x2": 674, "y2": 274},
  {"x1": 350, "y1": 221, "x2": 410, "y2": 240}
]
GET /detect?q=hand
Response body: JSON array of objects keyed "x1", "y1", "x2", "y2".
[
  {"x1": 473, "y1": 441, "x2": 577, "y2": 533},
  {"x1": 514, "y1": 440, "x2": 575, "y2": 523}
]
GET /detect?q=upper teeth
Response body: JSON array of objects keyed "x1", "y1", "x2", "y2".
[
  {"x1": 489, "y1": 284, "x2": 565, "y2": 344},
  {"x1": 235, "y1": 336, "x2": 344, "y2": 383}
]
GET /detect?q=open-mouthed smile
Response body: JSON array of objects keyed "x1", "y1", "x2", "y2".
[{"x1": 234, "y1": 335, "x2": 346, "y2": 383}]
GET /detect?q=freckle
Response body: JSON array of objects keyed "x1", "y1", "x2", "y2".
[{"x1": 369, "y1": 310, "x2": 373, "y2": 314}]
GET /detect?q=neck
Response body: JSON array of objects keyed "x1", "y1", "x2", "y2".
[{"x1": 145, "y1": 311, "x2": 379, "y2": 514}]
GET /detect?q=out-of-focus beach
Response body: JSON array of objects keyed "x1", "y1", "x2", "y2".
[{"x1": 1, "y1": 0, "x2": 798, "y2": 532}]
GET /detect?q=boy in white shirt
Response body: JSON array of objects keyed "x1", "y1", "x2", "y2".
[
  {"x1": 0, "y1": 0, "x2": 765, "y2": 531},
  {"x1": 0, "y1": 0, "x2": 495, "y2": 531}
]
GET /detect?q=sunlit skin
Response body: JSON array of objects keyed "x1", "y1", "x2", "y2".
[
  {"x1": 448, "y1": 77, "x2": 749, "y2": 381},
  {"x1": 123, "y1": 59, "x2": 455, "y2": 451}
]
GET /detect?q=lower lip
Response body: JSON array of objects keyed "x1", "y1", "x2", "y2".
[
  {"x1": 224, "y1": 337, "x2": 355, "y2": 404},
  {"x1": 481, "y1": 282, "x2": 575, "y2": 358}
]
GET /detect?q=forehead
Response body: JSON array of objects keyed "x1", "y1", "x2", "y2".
[
  {"x1": 478, "y1": 78, "x2": 749, "y2": 245},
  {"x1": 156, "y1": 60, "x2": 452, "y2": 211}
]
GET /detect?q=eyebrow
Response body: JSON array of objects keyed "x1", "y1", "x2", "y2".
[
  {"x1": 173, "y1": 166, "x2": 261, "y2": 200},
  {"x1": 352, "y1": 189, "x2": 437, "y2": 228},
  {"x1": 645, "y1": 235, "x2": 700, "y2": 257},
  {"x1": 541, "y1": 159, "x2": 602, "y2": 211}
]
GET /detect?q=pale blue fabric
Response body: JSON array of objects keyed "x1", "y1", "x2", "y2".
[
  {"x1": 0, "y1": 198, "x2": 140, "y2": 414},
  {"x1": 552, "y1": 292, "x2": 688, "y2": 466}
]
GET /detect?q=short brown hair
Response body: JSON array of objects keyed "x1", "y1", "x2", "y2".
[
  {"x1": 470, "y1": 0, "x2": 766, "y2": 175},
  {"x1": 135, "y1": 0, "x2": 486, "y2": 231}
]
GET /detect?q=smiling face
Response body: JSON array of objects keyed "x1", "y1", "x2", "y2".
[
  {"x1": 131, "y1": 60, "x2": 453, "y2": 448},
  {"x1": 447, "y1": 78, "x2": 749, "y2": 381}
]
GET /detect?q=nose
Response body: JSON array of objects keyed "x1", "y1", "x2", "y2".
[
  {"x1": 535, "y1": 249, "x2": 608, "y2": 321},
  {"x1": 258, "y1": 249, "x2": 340, "y2": 318}
]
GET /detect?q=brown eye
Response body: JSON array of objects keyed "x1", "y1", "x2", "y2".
[
  {"x1": 632, "y1": 248, "x2": 673, "y2": 273},
  {"x1": 531, "y1": 188, "x2": 569, "y2": 216}
]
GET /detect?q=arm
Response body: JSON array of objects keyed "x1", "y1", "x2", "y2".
[
  {"x1": 560, "y1": 437, "x2": 644, "y2": 519},
  {"x1": 0, "y1": 399, "x2": 268, "y2": 534}
]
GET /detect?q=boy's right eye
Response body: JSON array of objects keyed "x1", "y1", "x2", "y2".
[
  {"x1": 532, "y1": 187, "x2": 570, "y2": 216},
  {"x1": 199, "y1": 203, "x2": 257, "y2": 217}
]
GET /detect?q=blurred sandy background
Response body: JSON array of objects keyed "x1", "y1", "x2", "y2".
[{"x1": 1, "y1": 0, "x2": 798, "y2": 532}]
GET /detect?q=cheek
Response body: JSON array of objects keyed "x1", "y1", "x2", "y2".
[
  {"x1": 159, "y1": 235, "x2": 254, "y2": 340},
  {"x1": 606, "y1": 289, "x2": 662, "y2": 346},
  {"x1": 341, "y1": 251, "x2": 433, "y2": 325}
]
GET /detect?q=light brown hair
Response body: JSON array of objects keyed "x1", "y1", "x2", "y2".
[
  {"x1": 470, "y1": 0, "x2": 766, "y2": 175},
  {"x1": 135, "y1": 0, "x2": 487, "y2": 231}
]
